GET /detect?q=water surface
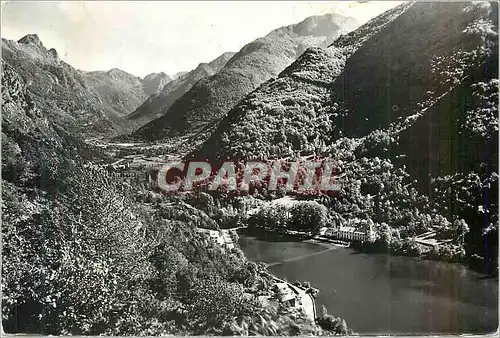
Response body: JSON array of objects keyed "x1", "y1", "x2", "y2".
[{"x1": 239, "y1": 234, "x2": 498, "y2": 335}]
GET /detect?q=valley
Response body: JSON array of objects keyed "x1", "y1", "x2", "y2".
[{"x1": 2, "y1": 1, "x2": 498, "y2": 336}]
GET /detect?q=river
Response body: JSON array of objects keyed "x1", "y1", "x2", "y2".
[{"x1": 238, "y1": 232, "x2": 498, "y2": 335}]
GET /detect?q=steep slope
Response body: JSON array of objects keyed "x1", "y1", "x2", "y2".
[
  {"x1": 126, "y1": 52, "x2": 235, "y2": 128},
  {"x1": 193, "y1": 4, "x2": 411, "y2": 160},
  {"x1": 2, "y1": 60, "x2": 67, "y2": 184},
  {"x1": 129, "y1": 13, "x2": 358, "y2": 141},
  {"x1": 2, "y1": 34, "x2": 172, "y2": 136},
  {"x1": 1, "y1": 35, "x2": 127, "y2": 136},
  {"x1": 194, "y1": 2, "x2": 497, "y2": 163}
]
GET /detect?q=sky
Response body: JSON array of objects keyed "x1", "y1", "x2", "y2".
[{"x1": 1, "y1": 1, "x2": 402, "y2": 77}]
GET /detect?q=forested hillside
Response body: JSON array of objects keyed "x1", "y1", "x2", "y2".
[
  {"x1": 2, "y1": 60, "x2": 340, "y2": 336},
  {"x1": 192, "y1": 2, "x2": 499, "y2": 269}
]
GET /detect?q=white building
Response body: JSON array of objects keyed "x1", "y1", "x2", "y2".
[
  {"x1": 320, "y1": 218, "x2": 375, "y2": 242},
  {"x1": 337, "y1": 226, "x2": 368, "y2": 241}
]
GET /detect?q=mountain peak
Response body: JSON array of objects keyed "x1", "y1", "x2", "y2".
[
  {"x1": 142, "y1": 72, "x2": 173, "y2": 95},
  {"x1": 106, "y1": 68, "x2": 139, "y2": 81},
  {"x1": 107, "y1": 67, "x2": 126, "y2": 74},
  {"x1": 18, "y1": 34, "x2": 44, "y2": 48},
  {"x1": 143, "y1": 71, "x2": 170, "y2": 81},
  {"x1": 292, "y1": 13, "x2": 359, "y2": 37}
]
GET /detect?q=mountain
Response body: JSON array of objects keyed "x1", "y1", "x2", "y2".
[
  {"x1": 142, "y1": 71, "x2": 172, "y2": 95},
  {"x1": 191, "y1": 4, "x2": 411, "y2": 160},
  {"x1": 172, "y1": 71, "x2": 188, "y2": 80},
  {"x1": 2, "y1": 60, "x2": 67, "y2": 181},
  {"x1": 128, "y1": 13, "x2": 359, "y2": 142},
  {"x1": 125, "y1": 52, "x2": 235, "y2": 128},
  {"x1": 82, "y1": 68, "x2": 148, "y2": 118},
  {"x1": 1, "y1": 34, "x2": 128, "y2": 136},
  {"x1": 82, "y1": 69, "x2": 171, "y2": 117},
  {"x1": 192, "y1": 1, "x2": 498, "y2": 268},
  {"x1": 2, "y1": 34, "x2": 173, "y2": 136},
  {"x1": 194, "y1": 2, "x2": 497, "y2": 164}
]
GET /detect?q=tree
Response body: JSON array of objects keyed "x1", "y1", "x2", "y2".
[
  {"x1": 187, "y1": 276, "x2": 256, "y2": 333},
  {"x1": 316, "y1": 305, "x2": 351, "y2": 335},
  {"x1": 339, "y1": 319, "x2": 349, "y2": 335},
  {"x1": 402, "y1": 238, "x2": 422, "y2": 256},
  {"x1": 376, "y1": 223, "x2": 392, "y2": 252},
  {"x1": 319, "y1": 305, "x2": 328, "y2": 319},
  {"x1": 288, "y1": 201, "x2": 327, "y2": 235},
  {"x1": 249, "y1": 204, "x2": 288, "y2": 231}
]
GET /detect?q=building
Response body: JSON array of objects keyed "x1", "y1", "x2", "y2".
[
  {"x1": 320, "y1": 218, "x2": 375, "y2": 242},
  {"x1": 269, "y1": 279, "x2": 315, "y2": 321},
  {"x1": 319, "y1": 226, "x2": 338, "y2": 237},
  {"x1": 338, "y1": 226, "x2": 368, "y2": 241},
  {"x1": 197, "y1": 228, "x2": 235, "y2": 250},
  {"x1": 273, "y1": 282, "x2": 297, "y2": 307},
  {"x1": 221, "y1": 230, "x2": 235, "y2": 250}
]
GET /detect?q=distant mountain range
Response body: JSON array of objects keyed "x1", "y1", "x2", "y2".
[
  {"x1": 83, "y1": 69, "x2": 172, "y2": 117},
  {"x1": 128, "y1": 13, "x2": 359, "y2": 141},
  {"x1": 125, "y1": 52, "x2": 236, "y2": 129},
  {"x1": 2, "y1": 34, "x2": 174, "y2": 136},
  {"x1": 2, "y1": 13, "x2": 359, "y2": 139}
]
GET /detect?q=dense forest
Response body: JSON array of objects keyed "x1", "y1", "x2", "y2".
[
  {"x1": 2, "y1": 1, "x2": 498, "y2": 335},
  {"x1": 2, "y1": 61, "x2": 348, "y2": 335}
]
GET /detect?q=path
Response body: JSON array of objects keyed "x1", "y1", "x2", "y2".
[{"x1": 287, "y1": 283, "x2": 316, "y2": 322}]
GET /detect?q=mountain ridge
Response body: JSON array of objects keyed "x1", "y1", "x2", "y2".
[
  {"x1": 125, "y1": 51, "x2": 236, "y2": 127},
  {"x1": 127, "y1": 12, "x2": 359, "y2": 141},
  {"x1": 2, "y1": 34, "x2": 175, "y2": 135}
]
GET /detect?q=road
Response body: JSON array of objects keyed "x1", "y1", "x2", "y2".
[{"x1": 287, "y1": 282, "x2": 316, "y2": 322}]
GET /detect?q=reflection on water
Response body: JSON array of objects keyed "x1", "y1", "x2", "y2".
[{"x1": 239, "y1": 234, "x2": 498, "y2": 335}]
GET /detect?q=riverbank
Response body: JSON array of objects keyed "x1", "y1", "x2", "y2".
[
  {"x1": 350, "y1": 240, "x2": 499, "y2": 278},
  {"x1": 237, "y1": 226, "x2": 349, "y2": 248},
  {"x1": 260, "y1": 272, "x2": 317, "y2": 322},
  {"x1": 237, "y1": 225, "x2": 498, "y2": 278},
  {"x1": 238, "y1": 233, "x2": 499, "y2": 335}
]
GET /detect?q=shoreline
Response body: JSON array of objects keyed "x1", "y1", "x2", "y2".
[
  {"x1": 235, "y1": 226, "x2": 498, "y2": 279},
  {"x1": 236, "y1": 227, "x2": 498, "y2": 334}
]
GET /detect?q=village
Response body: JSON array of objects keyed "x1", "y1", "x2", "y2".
[{"x1": 88, "y1": 150, "x2": 475, "y2": 330}]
